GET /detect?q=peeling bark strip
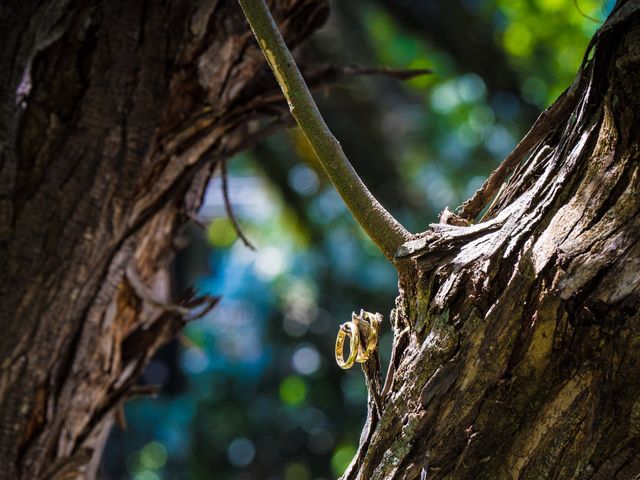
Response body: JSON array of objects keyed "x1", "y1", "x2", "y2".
[
  {"x1": 0, "y1": 1, "x2": 328, "y2": 478},
  {"x1": 345, "y1": 3, "x2": 640, "y2": 479}
]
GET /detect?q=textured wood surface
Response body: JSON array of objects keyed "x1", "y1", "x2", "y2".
[{"x1": 0, "y1": 1, "x2": 327, "y2": 478}]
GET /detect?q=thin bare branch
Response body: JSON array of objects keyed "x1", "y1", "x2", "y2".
[
  {"x1": 220, "y1": 156, "x2": 257, "y2": 251},
  {"x1": 237, "y1": 0, "x2": 413, "y2": 262}
]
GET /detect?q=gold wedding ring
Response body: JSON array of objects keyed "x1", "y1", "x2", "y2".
[
  {"x1": 335, "y1": 321, "x2": 359, "y2": 369},
  {"x1": 335, "y1": 310, "x2": 382, "y2": 369},
  {"x1": 354, "y1": 311, "x2": 381, "y2": 363}
]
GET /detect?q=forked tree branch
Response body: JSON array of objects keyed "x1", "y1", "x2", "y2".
[{"x1": 237, "y1": 0, "x2": 413, "y2": 262}]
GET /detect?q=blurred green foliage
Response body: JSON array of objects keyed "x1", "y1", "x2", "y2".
[{"x1": 102, "y1": 1, "x2": 613, "y2": 479}]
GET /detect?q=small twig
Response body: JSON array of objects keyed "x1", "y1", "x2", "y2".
[
  {"x1": 115, "y1": 404, "x2": 127, "y2": 430},
  {"x1": 307, "y1": 64, "x2": 433, "y2": 84},
  {"x1": 237, "y1": 0, "x2": 412, "y2": 262},
  {"x1": 188, "y1": 214, "x2": 209, "y2": 231},
  {"x1": 220, "y1": 156, "x2": 256, "y2": 251},
  {"x1": 345, "y1": 65, "x2": 433, "y2": 80},
  {"x1": 125, "y1": 264, "x2": 190, "y2": 315},
  {"x1": 573, "y1": 0, "x2": 601, "y2": 24},
  {"x1": 182, "y1": 292, "x2": 220, "y2": 322},
  {"x1": 127, "y1": 384, "x2": 162, "y2": 398},
  {"x1": 225, "y1": 116, "x2": 295, "y2": 158},
  {"x1": 233, "y1": 64, "x2": 431, "y2": 119},
  {"x1": 178, "y1": 333, "x2": 198, "y2": 349}
]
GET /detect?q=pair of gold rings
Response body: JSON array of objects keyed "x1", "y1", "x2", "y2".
[{"x1": 335, "y1": 310, "x2": 382, "y2": 369}]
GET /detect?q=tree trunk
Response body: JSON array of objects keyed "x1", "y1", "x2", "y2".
[
  {"x1": 0, "y1": 1, "x2": 327, "y2": 478},
  {"x1": 344, "y1": 3, "x2": 640, "y2": 479}
]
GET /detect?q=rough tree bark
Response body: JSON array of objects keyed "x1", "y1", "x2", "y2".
[
  {"x1": 344, "y1": 2, "x2": 640, "y2": 479},
  {"x1": 0, "y1": 1, "x2": 329, "y2": 478}
]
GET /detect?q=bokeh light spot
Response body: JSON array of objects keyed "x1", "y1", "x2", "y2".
[
  {"x1": 279, "y1": 375, "x2": 307, "y2": 406},
  {"x1": 292, "y1": 345, "x2": 321, "y2": 375},
  {"x1": 503, "y1": 23, "x2": 533, "y2": 57},
  {"x1": 534, "y1": 0, "x2": 564, "y2": 12},
  {"x1": 133, "y1": 471, "x2": 160, "y2": 480},
  {"x1": 430, "y1": 81, "x2": 462, "y2": 113},
  {"x1": 227, "y1": 437, "x2": 256, "y2": 468},
  {"x1": 255, "y1": 246, "x2": 287, "y2": 280},
  {"x1": 288, "y1": 165, "x2": 320, "y2": 196},
  {"x1": 331, "y1": 443, "x2": 357, "y2": 477},
  {"x1": 181, "y1": 347, "x2": 209, "y2": 374},
  {"x1": 139, "y1": 441, "x2": 167, "y2": 471},
  {"x1": 457, "y1": 74, "x2": 487, "y2": 103},
  {"x1": 485, "y1": 125, "x2": 515, "y2": 157},
  {"x1": 207, "y1": 218, "x2": 237, "y2": 247},
  {"x1": 308, "y1": 428, "x2": 334, "y2": 455},
  {"x1": 285, "y1": 462, "x2": 311, "y2": 480}
]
